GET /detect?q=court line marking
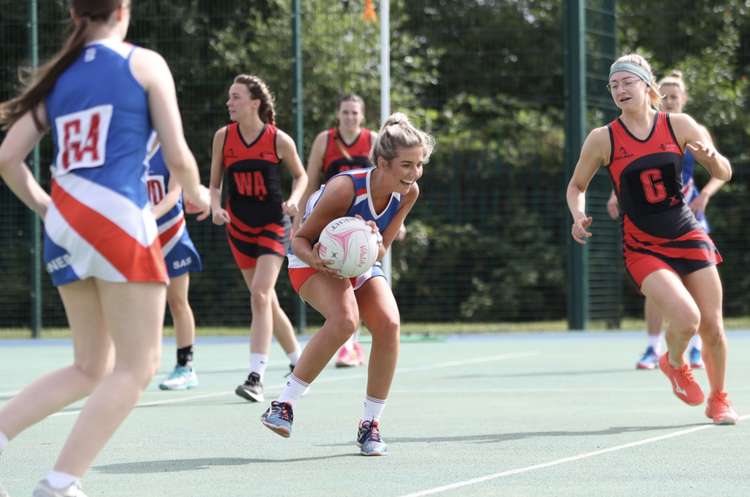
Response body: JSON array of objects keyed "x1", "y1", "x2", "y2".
[
  {"x1": 395, "y1": 414, "x2": 750, "y2": 497},
  {"x1": 50, "y1": 351, "x2": 538, "y2": 417}
]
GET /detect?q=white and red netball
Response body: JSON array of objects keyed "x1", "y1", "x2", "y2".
[{"x1": 317, "y1": 216, "x2": 379, "y2": 278}]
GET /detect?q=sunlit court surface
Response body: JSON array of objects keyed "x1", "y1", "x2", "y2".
[{"x1": 1, "y1": 331, "x2": 748, "y2": 497}]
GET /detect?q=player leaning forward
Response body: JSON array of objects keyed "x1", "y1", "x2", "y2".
[
  {"x1": 261, "y1": 112, "x2": 435, "y2": 455},
  {"x1": 567, "y1": 54, "x2": 737, "y2": 424}
]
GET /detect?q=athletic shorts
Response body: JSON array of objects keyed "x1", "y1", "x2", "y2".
[{"x1": 288, "y1": 263, "x2": 385, "y2": 294}]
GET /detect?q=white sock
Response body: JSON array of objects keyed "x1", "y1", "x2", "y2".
[
  {"x1": 689, "y1": 334, "x2": 703, "y2": 350},
  {"x1": 0, "y1": 431, "x2": 8, "y2": 451},
  {"x1": 45, "y1": 470, "x2": 79, "y2": 489},
  {"x1": 647, "y1": 334, "x2": 662, "y2": 354},
  {"x1": 286, "y1": 348, "x2": 301, "y2": 366},
  {"x1": 249, "y1": 353, "x2": 269, "y2": 380},
  {"x1": 363, "y1": 396, "x2": 386, "y2": 421},
  {"x1": 277, "y1": 374, "x2": 309, "y2": 406}
]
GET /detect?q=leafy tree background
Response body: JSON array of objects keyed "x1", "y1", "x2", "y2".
[{"x1": 1, "y1": 0, "x2": 749, "y2": 326}]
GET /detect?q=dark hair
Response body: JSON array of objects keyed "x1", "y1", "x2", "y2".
[
  {"x1": 233, "y1": 74, "x2": 276, "y2": 125},
  {"x1": 337, "y1": 93, "x2": 365, "y2": 113},
  {"x1": 0, "y1": 0, "x2": 124, "y2": 130}
]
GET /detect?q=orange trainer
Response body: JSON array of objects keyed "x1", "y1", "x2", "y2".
[{"x1": 658, "y1": 353, "x2": 704, "y2": 406}]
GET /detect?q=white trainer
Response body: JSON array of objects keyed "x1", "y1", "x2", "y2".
[{"x1": 32, "y1": 480, "x2": 88, "y2": 497}]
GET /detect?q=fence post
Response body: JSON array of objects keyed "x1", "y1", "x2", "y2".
[
  {"x1": 28, "y1": 0, "x2": 42, "y2": 338},
  {"x1": 292, "y1": 0, "x2": 306, "y2": 334},
  {"x1": 564, "y1": 0, "x2": 588, "y2": 330}
]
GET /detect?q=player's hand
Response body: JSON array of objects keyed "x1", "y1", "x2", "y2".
[
  {"x1": 571, "y1": 216, "x2": 593, "y2": 244},
  {"x1": 689, "y1": 192, "x2": 709, "y2": 217},
  {"x1": 183, "y1": 184, "x2": 211, "y2": 221},
  {"x1": 212, "y1": 207, "x2": 231, "y2": 225},
  {"x1": 606, "y1": 194, "x2": 620, "y2": 220},
  {"x1": 686, "y1": 140, "x2": 718, "y2": 165},
  {"x1": 310, "y1": 242, "x2": 342, "y2": 277},
  {"x1": 282, "y1": 200, "x2": 299, "y2": 217},
  {"x1": 396, "y1": 223, "x2": 407, "y2": 241}
]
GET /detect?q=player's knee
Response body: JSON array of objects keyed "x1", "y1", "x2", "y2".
[
  {"x1": 371, "y1": 316, "x2": 399, "y2": 339},
  {"x1": 74, "y1": 358, "x2": 110, "y2": 384},
  {"x1": 329, "y1": 308, "x2": 359, "y2": 340},
  {"x1": 699, "y1": 313, "x2": 724, "y2": 343},
  {"x1": 166, "y1": 294, "x2": 189, "y2": 315},
  {"x1": 670, "y1": 302, "x2": 700, "y2": 335},
  {"x1": 250, "y1": 287, "x2": 272, "y2": 308}
]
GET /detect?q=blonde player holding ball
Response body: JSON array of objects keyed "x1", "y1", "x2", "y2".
[{"x1": 261, "y1": 112, "x2": 434, "y2": 456}]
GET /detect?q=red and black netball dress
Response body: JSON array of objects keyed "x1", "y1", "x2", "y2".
[
  {"x1": 607, "y1": 112, "x2": 721, "y2": 287},
  {"x1": 321, "y1": 128, "x2": 374, "y2": 182},
  {"x1": 222, "y1": 122, "x2": 289, "y2": 269}
]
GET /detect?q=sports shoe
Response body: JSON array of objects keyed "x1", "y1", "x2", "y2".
[
  {"x1": 705, "y1": 391, "x2": 738, "y2": 425},
  {"x1": 32, "y1": 480, "x2": 88, "y2": 497},
  {"x1": 158, "y1": 365, "x2": 198, "y2": 390},
  {"x1": 636, "y1": 346, "x2": 659, "y2": 369},
  {"x1": 356, "y1": 419, "x2": 388, "y2": 456},
  {"x1": 235, "y1": 372, "x2": 264, "y2": 402},
  {"x1": 261, "y1": 401, "x2": 293, "y2": 438},
  {"x1": 352, "y1": 341, "x2": 366, "y2": 365},
  {"x1": 284, "y1": 364, "x2": 295, "y2": 378},
  {"x1": 335, "y1": 345, "x2": 360, "y2": 368},
  {"x1": 658, "y1": 353, "x2": 704, "y2": 406},
  {"x1": 689, "y1": 346, "x2": 704, "y2": 369}
]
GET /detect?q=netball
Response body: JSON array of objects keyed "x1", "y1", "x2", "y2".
[{"x1": 317, "y1": 216, "x2": 379, "y2": 278}]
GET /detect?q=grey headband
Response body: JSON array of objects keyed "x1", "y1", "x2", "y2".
[{"x1": 609, "y1": 61, "x2": 652, "y2": 84}]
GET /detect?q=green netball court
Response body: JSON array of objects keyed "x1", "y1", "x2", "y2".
[{"x1": 2, "y1": 331, "x2": 748, "y2": 497}]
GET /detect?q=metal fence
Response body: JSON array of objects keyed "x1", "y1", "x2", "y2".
[{"x1": 1, "y1": 1, "x2": 748, "y2": 334}]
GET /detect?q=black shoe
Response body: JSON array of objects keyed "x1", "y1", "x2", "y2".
[
  {"x1": 284, "y1": 364, "x2": 295, "y2": 378},
  {"x1": 235, "y1": 372, "x2": 264, "y2": 402}
]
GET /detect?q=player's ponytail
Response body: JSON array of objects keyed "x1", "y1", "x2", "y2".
[
  {"x1": 0, "y1": 0, "x2": 123, "y2": 130},
  {"x1": 371, "y1": 112, "x2": 435, "y2": 165},
  {"x1": 234, "y1": 74, "x2": 276, "y2": 125}
]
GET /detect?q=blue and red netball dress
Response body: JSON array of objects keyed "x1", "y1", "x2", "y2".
[
  {"x1": 145, "y1": 138, "x2": 202, "y2": 277},
  {"x1": 288, "y1": 168, "x2": 400, "y2": 292},
  {"x1": 321, "y1": 128, "x2": 374, "y2": 182},
  {"x1": 607, "y1": 112, "x2": 721, "y2": 287},
  {"x1": 222, "y1": 122, "x2": 289, "y2": 269},
  {"x1": 680, "y1": 150, "x2": 710, "y2": 232},
  {"x1": 44, "y1": 39, "x2": 166, "y2": 286}
]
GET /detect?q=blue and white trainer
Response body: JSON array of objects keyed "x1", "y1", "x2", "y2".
[
  {"x1": 261, "y1": 401, "x2": 293, "y2": 438},
  {"x1": 636, "y1": 346, "x2": 659, "y2": 370},
  {"x1": 357, "y1": 419, "x2": 388, "y2": 456},
  {"x1": 158, "y1": 366, "x2": 198, "y2": 390},
  {"x1": 689, "y1": 346, "x2": 704, "y2": 369}
]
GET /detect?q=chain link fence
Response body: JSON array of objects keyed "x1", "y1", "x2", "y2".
[{"x1": 1, "y1": 1, "x2": 748, "y2": 334}]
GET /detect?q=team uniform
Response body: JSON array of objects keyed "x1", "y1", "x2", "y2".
[
  {"x1": 321, "y1": 127, "x2": 374, "y2": 182},
  {"x1": 680, "y1": 150, "x2": 710, "y2": 232},
  {"x1": 145, "y1": 137, "x2": 203, "y2": 277},
  {"x1": 221, "y1": 122, "x2": 290, "y2": 269},
  {"x1": 607, "y1": 112, "x2": 721, "y2": 287},
  {"x1": 288, "y1": 168, "x2": 399, "y2": 293},
  {"x1": 44, "y1": 39, "x2": 166, "y2": 286}
]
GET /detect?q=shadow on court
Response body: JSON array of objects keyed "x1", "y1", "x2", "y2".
[
  {"x1": 94, "y1": 453, "x2": 358, "y2": 474},
  {"x1": 318, "y1": 422, "x2": 706, "y2": 447}
]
